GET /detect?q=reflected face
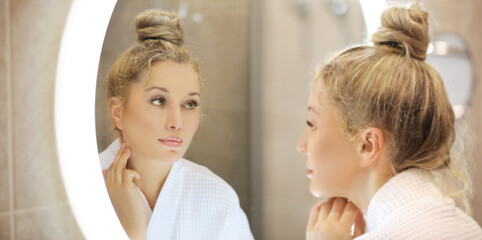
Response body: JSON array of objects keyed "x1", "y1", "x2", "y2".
[
  {"x1": 118, "y1": 61, "x2": 200, "y2": 163},
  {"x1": 296, "y1": 83, "x2": 359, "y2": 198}
]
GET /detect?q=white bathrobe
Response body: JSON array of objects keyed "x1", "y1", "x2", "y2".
[
  {"x1": 356, "y1": 168, "x2": 482, "y2": 239},
  {"x1": 99, "y1": 139, "x2": 254, "y2": 240}
]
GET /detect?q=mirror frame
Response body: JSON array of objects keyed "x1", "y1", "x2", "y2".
[{"x1": 54, "y1": 0, "x2": 128, "y2": 239}]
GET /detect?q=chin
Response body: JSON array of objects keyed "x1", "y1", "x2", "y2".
[
  {"x1": 156, "y1": 149, "x2": 184, "y2": 162},
  {"x1": 309, "y1": 183, "x2": 322, "y2": 198},
  {"x1": 309, "y1": 183, "x2": 334, "y2": 199}
]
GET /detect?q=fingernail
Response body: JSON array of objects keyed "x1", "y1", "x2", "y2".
[{"x1": 124, "y1": 147, "x2": 129, "y2": 153}]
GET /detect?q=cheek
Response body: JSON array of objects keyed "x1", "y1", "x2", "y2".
[
  {"x1": 182, "y1": 111, "x2": 200, "y2": 136},
  {"x1": 124, "y1": 106, "x2": 162, "y2": 135},
  {"x1": 309, "y1": 130, "x2": 344, "y2": 175},
  {"x1": 308, "y1": 129, "x2": 359, "y2": 194}
]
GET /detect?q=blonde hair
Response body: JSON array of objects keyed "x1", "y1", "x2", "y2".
[
  {"x1": 314, "y1": 3, "x2": 473, "y2": 214},
  {"x1": 107, "y1": 9, "x2": 201, "y2": 138}
]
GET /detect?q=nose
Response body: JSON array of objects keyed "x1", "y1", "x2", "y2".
[
  {"x1": 166, "y1": 107, "x2": 183, "y2": 132},
  {"x1": 296, "y1": 129, "x2": 308, "y2": 155}
]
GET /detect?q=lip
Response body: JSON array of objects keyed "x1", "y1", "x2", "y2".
[
  {"x1": 306, "y1": 167, "x2": 314, "y2": 179},
  {"x1": 158, "y1": 136, "x2": 183, "y2": 148}
]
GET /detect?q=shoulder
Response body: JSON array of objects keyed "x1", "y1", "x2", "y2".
[
  {"x1": 177, "y1": 158, "x2": 240, "y2": 203},
  {"x1": 370, "y1": 197, "x2": 482, "y2": 239},
  {"x1": 177, "y1": 159, "x2": 238, "y2": 195}
]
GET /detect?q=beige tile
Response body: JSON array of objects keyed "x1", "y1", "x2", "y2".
[
  {"x1": 184, "y1": 104, "x2": 250, "y2": 210},
  {"x1": 182, "y1": 12, "x2": 250, "y2": 109},
  {"x1": 0, "y1": 0, "x2": 10, "y2": 212},
  {"x1": 0, "y1": 214, "x2": 11, "y2": 240},
  {"x1": 11, "y1": 0, "x2": 72, "y2": 208},
  {"x1": 167, "y1": 0, "x2": 249, "y2": 12},
  {"x1": 15, "y1": 204, "x2": 83, "y2": 240}
]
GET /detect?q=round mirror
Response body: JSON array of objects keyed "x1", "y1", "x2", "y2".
[{"x1": 55, "y1": 0, "x2": 128, "y2": 239}]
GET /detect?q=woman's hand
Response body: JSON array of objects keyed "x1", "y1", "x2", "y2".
[
  {"x1": 306, "y1": 197, "x2": 365, "y2": 240},
  {"x1": 102, "y1": 143, "x2": 147, "y2": 240}
]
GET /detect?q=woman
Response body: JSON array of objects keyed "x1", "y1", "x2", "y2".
[
  {"x1": 98, "y1": 9, "x2": 253, "y2": 240},
  {"x1": 297, "y1": 3, "x2": 482, "y2": 240}
]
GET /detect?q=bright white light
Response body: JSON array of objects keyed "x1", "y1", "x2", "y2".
[
  {"x1": 178, "y1": 2, "x2": 188, "y2": 19},
  {"x1": 332, "y1": 0, "x2": 348, "y2": 15},
  {"x1": 55, "y1": 0, "x2": 128, "y2": 239},
  {"x1": 192, "y1": 13, "x2": 203, "y2": 23},
  {"x1": 453, "y1": 105, "x2": 466, "y2": 119},
  {"x1": 433, "y1": 41, "x2": 450, "y2": 56},
  {"x1": 427, "y1": 42, "x2": 434, "y2": 54},
  {"x1": 359, "y1": 0, "x2": 387, "y2": 39}
]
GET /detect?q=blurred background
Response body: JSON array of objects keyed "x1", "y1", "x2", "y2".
[{"x1": 1, "y1": 0, "x2": 482, "y2": 239}]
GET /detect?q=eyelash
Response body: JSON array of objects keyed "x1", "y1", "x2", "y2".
[
  {"x1": 184, "y1": 100, "x2": 199, "y2": 109},
  {"x1": 152, "y1": 97, "x2": 166, "y2": 106},
  {"x1": 306, "y1": 120, "x2": 314, "y2": 128},
  {"x1": 151, "y1": 97, "x2": 200, "y2": 110}
]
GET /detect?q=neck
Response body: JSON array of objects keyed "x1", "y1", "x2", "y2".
[
  {"x1": 126, "y1": 151, "x2": 175, "y2": 209},
  {"x1": 347, "y1": 159, "x2": 394, "y2": 214}
]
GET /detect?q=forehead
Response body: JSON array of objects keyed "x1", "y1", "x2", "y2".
[
  {"x1": 308, "y1": 80, "x2": 327, "y2": 111},
  {"x1": 140, "y1": 61, "x2": 199, "y2": 90}
]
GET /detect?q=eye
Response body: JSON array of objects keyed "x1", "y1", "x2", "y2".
[
  {"x1": 306, "y1": 120, "x2": 315, "y2": 128},
  {"x1": 184, "y1": 100, "x2": 199, "y2": 109},
  {"x1": 151, "y1": 97, "x2": 166, "y2": 106}
]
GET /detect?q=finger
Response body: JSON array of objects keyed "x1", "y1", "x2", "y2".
[
  {"x1": 340, "y1": 201, "x2": 358, "y2": 224},
  {"x1": 123, "y1": 169, "x2": 141, "y2": 185},
  {"x1": 353, "y1": 210, "x2": 366, "y2": 238},
  {"x1": 114, "y1": 146, "x2": 131, "y2": 182},
  {"x1": 328, "y1": 197, "x2": 347, "y2": 220},
  {"x1": 307, "y1": 201, "x2": 323, "y2": 228},
  {"x1": 105, "y1": 143, "x2": 125, "y2": 183},
  {"x1": 107, "y1": 142, "x2": 126, "y2": 182},
  {"x1": 109, "y1": 142, "x2": 126, "y2": 172},
  {"x1": 319, "y1": 197, "x2": 335, "y2": 221}
]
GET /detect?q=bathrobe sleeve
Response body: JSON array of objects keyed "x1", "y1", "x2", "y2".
[{"x1": 222, "y1": 187, "x2": 254, "y2": 240}]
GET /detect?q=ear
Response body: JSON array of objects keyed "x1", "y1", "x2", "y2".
[
  {"x1": 356, "y1": 128, "x2": 384, "y2": 168},
  {"x1": 108, "y1": 97, "x2": 124, "y2": 130}
]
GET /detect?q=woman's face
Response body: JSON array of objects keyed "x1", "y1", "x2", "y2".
[
  {"x1": 117, "y1": 61, "x2": 200, "y2": 163},
  {"x1": 296, "y1": 83, "x2": 360, "y2": 198}
]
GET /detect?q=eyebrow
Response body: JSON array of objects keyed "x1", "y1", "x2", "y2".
[
  {"x1": 308, "y1": 105, "x2": 320, "y2": 114},
  {"x1": 145, "y1": 86, "x2": 169, "y2": 92},
  {"x1": 145, "y1": 86, "x2": 200, "y2": 97}
]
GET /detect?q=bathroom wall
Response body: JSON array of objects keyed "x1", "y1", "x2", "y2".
[{"x1": 0, "y1": 0, "x2": 84, "y2": 239}]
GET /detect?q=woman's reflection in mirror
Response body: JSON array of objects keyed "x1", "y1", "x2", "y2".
[{"x1": 99, "y1": 9, "x2": 253, "y2": 240}]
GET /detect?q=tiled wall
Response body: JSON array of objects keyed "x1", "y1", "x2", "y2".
[{"x1": 0, "y1": 0, "x2": 83, "y2": 239}]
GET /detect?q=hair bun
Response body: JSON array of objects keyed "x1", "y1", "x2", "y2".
[
  {"x1": 135, "y1": 9, "x2": 185, "y2": 46},
  {"x1": 371, "y1": 3, "x2": 430, "y2": 60}
]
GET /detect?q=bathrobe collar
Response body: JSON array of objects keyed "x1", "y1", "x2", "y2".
[{"x1": 365, "y1": 168, "x2": 443, "y2": 232}]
